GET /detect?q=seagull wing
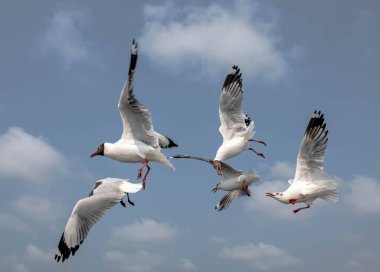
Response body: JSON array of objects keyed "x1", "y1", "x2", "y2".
[
  {"x1": 215, "y1": 190, "x2": 246, "y2": 211},
  {"x1": 118, "y1": 39, "x2": 158, "y2": 147},
  {"x1": 293, "y1": 111, "x2": 329, "y2": 183},
  {"x1": 219, "y1": 66, "x2": 249, "y2": 141},
  {"x1": 169, "y1": 155, "x2": 243, "y2": 179},
  {"x1": 55, "y1": 193, "x2": 123, "y2": 262}
]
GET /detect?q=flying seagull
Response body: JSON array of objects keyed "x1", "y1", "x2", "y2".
[
  {"x1": 214, "y1": 66, "x2": 265, "y2": 176},
  {"x1": 91, "y1": 40, "x2": 176, "y2": 189},
  {"x1": 266, "y1": 111, "x2": 338, "y2": 213},
  {"x1": 54, "y1": 178, "x2": 143, "y2": 262},
  {"x1": 170, "y1": 155, "x2": 260, "y2": 211}
]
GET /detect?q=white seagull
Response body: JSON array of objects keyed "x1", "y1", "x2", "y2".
[
  {"x1": 266, "y1": 111, "x2": 338, "y2": 213},
  {"x1": 214, "y1": 66, "x2": 265, "y2": 176},
  {"x1": 54, "y1": 178, "x2": 143, "y2": 262},
  {"x1": 170, "y1": 155, "x2": 260, "y2": 211},
  {"x1": 91, "y1": 40, "x2": 176, "y2": 189}
]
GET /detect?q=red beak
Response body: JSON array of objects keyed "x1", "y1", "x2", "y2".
[
  {"x1": 266, "y1": 192, "x2": 275, "y2": 197},
  {"x1": 90, "y1": 151, "x2": 98, "y2": 158}
]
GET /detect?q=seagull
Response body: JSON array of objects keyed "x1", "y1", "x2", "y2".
[
  {"x1": 214, "y1": 66, "x2": 266, "y2": 176},
  {"x1": 90, "y1": 40, "x2": 176, "y2": 189},
  {"x1": 266, "y1": 111, "x2": 338, "y2": 214},
  {"x1": 54, "y1": 178, "x2": 143, "y2": 262},
  {"x1": 170, "y1": 155, "x2": 260, "y2": 211}
]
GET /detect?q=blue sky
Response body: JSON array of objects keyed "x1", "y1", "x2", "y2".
[{"x1": 1, "y1": 0, "x2": 379, "y2": 271}]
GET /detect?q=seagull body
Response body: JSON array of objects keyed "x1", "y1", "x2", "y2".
[
  {"x1": 214, "y1": 66, "x2": 265, "y2": 175},
  {"x1": 91, "y1": 40, "x2": 176, "y2": 188},
  {"x1": 170, "y1": 155, "x2": 260, "y2": 211},
  {"x1": 55, "y1": 178, "x2": 143, "y2": 262},
  {"x1": 266, "y1": 111, "x2": 338, "y2": 213}
]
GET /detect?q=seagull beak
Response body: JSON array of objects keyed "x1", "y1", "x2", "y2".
[
  {"x1": 90, "y1": 150, "x2": 100, "y2": 158},
  {"x1": 266, "y1": 192, "x2": 275, "y2": 197}
]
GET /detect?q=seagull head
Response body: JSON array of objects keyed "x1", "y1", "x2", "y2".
[
  {"x1": 266, "y1": 192, "x2": 286, "y2": 203},
  {"x1": 90, "y1": 143, "x2": 105, "y2": 158}
]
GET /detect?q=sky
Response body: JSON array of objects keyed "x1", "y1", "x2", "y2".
[{"x1": 1, "y1": 0, "x2": 380, "y2": 271}]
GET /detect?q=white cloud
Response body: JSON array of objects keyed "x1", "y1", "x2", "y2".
[
  {"x1": 139, "y1": 1, "x2": 288, "y2": 79},
  {"x1": 178, "y1": 258, "x2": 197, "y2": 271},
  {"x1": 111, "y1": 218, "x2": 178, "y2": 244},
  {"x1": 344, "y1": 176, "x2": 380, "y2": 214},
  {"x1": 269, "y1": 161, "x2": 295, "y2": 180},
  {"x1": 0, "y1": 213, "x2": 29, "y2": 232},
  {"x1": 12, "y1": 195, "x2": 60, "y2": 224},
  {"x1": 0, "y1": 127, "x2": 68, "y2": 183},
  {"x1": 244, "y1": 180, "x2": 296, "y2": 220},
  {"x1": 220, "y1": 242, "x2": 301, "y2": 270},
  {"x1": 41, "y1": 8, "x2": 90, "y2": 66},
  {"x1": 104, "y1": 250, "x2": 167, "y2": 272},
  {"x1": 13, "y1": 264, "x2": 29, "y2": 272},
  {"x1": 24, "y1": 244, "x2": 52, "y2": 263}
]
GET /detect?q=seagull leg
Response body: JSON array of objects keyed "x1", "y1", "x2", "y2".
[
  {"x1": 293, "y1": 204, "x2": 310, "y2": 214},
  {"x1": 241, "y1": 181, "x2": 251, "y2": 196},
  {"x1": 127, "y1": 193, "x2": 135, "y2": 206},
  {"x1": 217, "y1": 165, "x2": 222, "y2": 176},
  {"x1": 248, "y1": 148, "x2": 265, "y2": 158},
  {"x1": 142, "y1": 163, "x2": 151, "y2": 190},
  {"x1": 120, "y1": 199, "x2": 126, "y2": 208},
  {"x1": 249, "y1": 139, "x2": 267, "y2": 146},
  {"x1": 137, "y1": 160, "x2": 149, "y2": 179}
]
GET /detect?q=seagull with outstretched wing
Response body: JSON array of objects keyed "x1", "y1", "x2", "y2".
[
  {"x1": 170, "y1": 155, "x2": 260, "y2": 211},
  {"x1": 55, "y1": 178, "x2": 142, "y2": 262},
  {"x1": 213, "y1": 66, "x2": 265, "y2": 176},
  {"x1": 266, "y1": 111, "x2": 338, "y2": 213},
  {"x1": 91, "y1": 40, "x2": 176, "y2": 189}
]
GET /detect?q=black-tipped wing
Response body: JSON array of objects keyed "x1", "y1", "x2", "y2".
[
  {"x1": 170, "y1": 155, "x2": 242, "y2": 179},
  {"x1": 155, "y1": 132, "x2": 178, "y2": 149},
  {"x1": 294, "y1": 111, "x2": 329, "y2": 183},
  {"x1": 219, "y1": 66, "x2": 249, "y2": 140},
  {"x1": 215, "y1": 190, "x2": 247, "y2": 211},
  {"x1": 55, "y1": 193, "x2": 123, "y2": 262},
  {"x1": 118, "y1": 39, "x2": 158, "y2": 147}
]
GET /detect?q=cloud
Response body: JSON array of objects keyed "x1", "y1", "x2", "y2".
[
  {"x1": 208, "y1": 236, "x2": 228, "y2": 245},
  {"x1": 269, "y1": 161, "x2": 295, "y2": 180},
  {"x1": 12, "y1": 196, "x2": 60, "y2": 224},
  {"x1": 0, "y1": 127, "x2": 68, "y2": 183},
  {"x1": 24, "y1": 244, "x2": 52, "y2": 263},
  {"x1": 104, "y1": 250, "x2": 167, "y2": 272},
  {"x1": 139, "y1": 1, "x2": 288, "y2": 79},
  {"x1": 220, "y1": 242, "x2": 301, "y2": 270},
  {"x1": 244, "y1": 180, "x2": 296, "y2": 219},
  {"x1": 0, "y1": 213, "x2": 29, "y2": 232},
  {"x1": 178, "y1": 258, "x2": 197, "y2": 271},
  {"x1": 111, "y1": 219, "x2": 178, "y2": 244},
  {"x1": 13, "y1": 264, "x2": 29, "y2": 272},
  {"x1": 41, "y1": 8, "x2": 90, "y2": 66},
  {"x1": 344, "y1": 176, "x2": 380, "y2": 214}
]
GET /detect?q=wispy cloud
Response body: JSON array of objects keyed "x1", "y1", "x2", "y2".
[
  {"x1": 41, "y1": 7, "x2": 91, "y2": 66},
  {"x1": 0, "y1": 213, "x2": 29, "y2": 232},
  {"x1": 139, "y1": 1, "x2": 288, "y2": 79},
  {"x1": 24, "y1": 244, "x2": 53, "y2": 263},
  {"x1": 344, "y1": 176, "x2": 380, "y2": 214},
  {"x1": 178, "y1": 258, "x2": 197, "y2": 271},
  {"x1": 269, "y1": 161, "x2": 295, "y2": 180},
  {"x1": 12, "y1": 195, "x2": 60, "y2": 224},
  {"x1": 220, "y1": 242, "x2": 301, "y2": 270},
  {"x1": 111, "y1": 218, "x2": 178, "y2": 244},
  {"x1": 104, "y1": 250, "x2": 167, "y2": 272},
  {"x1": 0, "y1": 127, "x2": 68, "y2": 183}
]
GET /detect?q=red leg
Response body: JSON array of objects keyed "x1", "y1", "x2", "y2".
[
  {"x1": 137, "y1": 160, "x2": 149, "y2": 179},
  {"x1": 142, "y1": 163, "x2": 151, "y2": 190},
  {"x1": 217, "y1": 165, "x2": 223, "y2": 176},
  {"x1": 242, "y1": 183, "x2": 251, "y2": 197},
  {"x1": 249, "y1": 139, "x2": 267, "y2": 146},
  {"x1": 248, "y1": 148, "x2": 265, "y2": 158},
  {"x1": 293, "y1": 204, "x2": 310, "y2": 214}
]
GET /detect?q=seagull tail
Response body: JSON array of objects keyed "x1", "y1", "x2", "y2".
[{"x1": 321, "y1": 189, "x2": 339, "y2": 203}]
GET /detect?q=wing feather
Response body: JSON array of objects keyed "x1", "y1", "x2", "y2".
[
  {"x1": 219, "y1": 66, "x2": 248, "y2": 140},
  {"x1": 294, "y1": 111, "x2": 329, "y2": 183},
  {"x1": 215, "y1": 190, "x2": 246, "y2": 211},
  {"x1": 118, "y1": 40, "x2": 158, "y2": 147}
]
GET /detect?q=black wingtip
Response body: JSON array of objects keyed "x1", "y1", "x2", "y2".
[
  {"x1": 164, "y1": 136, "x2": 178, "y2": 149},
  {"x1": 304, "y1": 110, "x2": 328, "y2": 138}
]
